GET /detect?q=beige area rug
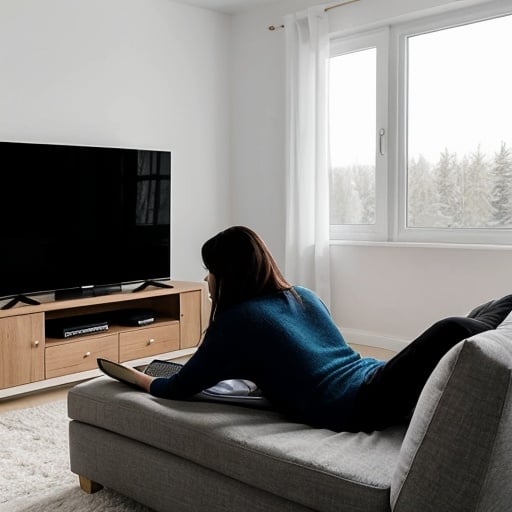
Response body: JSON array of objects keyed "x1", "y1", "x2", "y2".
[{"x1": 0, "y1": 399, "x2": 152, "y2": 512}]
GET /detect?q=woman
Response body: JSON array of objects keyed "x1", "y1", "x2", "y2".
[{"x1": 100, "y1": 226, "x2": 512, "y2": 432}]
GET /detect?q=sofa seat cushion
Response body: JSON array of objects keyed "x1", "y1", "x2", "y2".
[{"x1": 68, "y1": 378, "x2": 406, "y2": 512}]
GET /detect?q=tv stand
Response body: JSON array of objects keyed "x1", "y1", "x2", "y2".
[
  {"x1": 1, "y1": 294, "x2": 41, "y2": 310},
  {"x1": 0, "y1": 280, "x2": 206, "y2": 397},
  {"x1": 132, "y1": 280, "x2": 174, "y2": 293}
]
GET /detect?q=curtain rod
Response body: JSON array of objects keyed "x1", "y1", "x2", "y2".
[
  {"x1": 324, "y1": 0, "x2": 361, "y2": 13},
  {"x1": 268, "y1": 0, "x2": 361, "y2": 31}
]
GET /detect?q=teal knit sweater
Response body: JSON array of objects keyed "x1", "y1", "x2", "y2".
[{"x1": 150, "y1": 286, "x2": 384, "y2": 431}]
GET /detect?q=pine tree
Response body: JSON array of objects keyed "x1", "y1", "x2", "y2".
[
  {"x1": 491, "y1": 141, "x2": 512, "y2": 226},
  {"x1": 407, "y1": 155, "x2": 440, "y2": 227},
  {"x1": 352, "y1": 164, "x2": 375, "y2": 224},
  {"x1": 329, "y1": 167, "x2": 363, "y2": 225},
  {"x1": 462, "y1": 146, "x2": 495, "y2": 227},
  {"x1": 433, "y1": 148, "x2": 462, "y2": 227}
]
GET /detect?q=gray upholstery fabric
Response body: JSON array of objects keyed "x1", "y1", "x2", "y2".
[
  {"x1": 68, "y1": 378, "x2": 406, "y2": 512},
  {"x1": 472, "y1": 315, "x2": 512, "y2": 512},
  {"x1": 391, "y1": 314, "x2": 512, "y2": 512},
  {"x1": 476, "y1": 384, "x2": 512, "y2": 512},
  {"x1": 69, "y1": 421, "x2": 316, "y2": 512}
]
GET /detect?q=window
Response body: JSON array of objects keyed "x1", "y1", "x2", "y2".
[
  {"x1": 136, "y1": 151, "x2": 171, "y2": 226},
  {"x1": 329, "y1": 30, "x2": 388, "y2": 241},
  {"x1": 328, "y1": 2, "x2": 512, "y2": 244}
]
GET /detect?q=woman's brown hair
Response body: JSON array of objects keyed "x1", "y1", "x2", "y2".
[{"x1": 201, "y1": 226, "x2": 294, "y2": 323}]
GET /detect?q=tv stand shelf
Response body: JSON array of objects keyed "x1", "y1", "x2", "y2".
[{"x1": 0, "y1": 281, "x2": 206, "y2": 398}]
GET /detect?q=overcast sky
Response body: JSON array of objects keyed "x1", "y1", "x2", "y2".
[
  {"x1": 329, "y1": 13, "x2": 512, "y2": 167},
  {"x1": 408, "y1": 13, "x2": 512, "y2": 162}
]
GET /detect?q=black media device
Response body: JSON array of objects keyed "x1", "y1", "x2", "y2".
[
  {"x1": 46, "y1": 314, "x2": 110, "y2": 339},
  {"x1": 0, "y1": 140, "x2": 172, "y2": 305},
  {"x1": 117, "y1": 308, "x2": 157, "y2": 327}
]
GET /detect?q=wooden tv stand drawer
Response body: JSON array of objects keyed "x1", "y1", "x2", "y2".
[
  {"x1": 46, "y1": 334, "x2": 119, "y2": 379},
  {"x1": 119, "y1": 322, "x2": 180, "y2": 362}
]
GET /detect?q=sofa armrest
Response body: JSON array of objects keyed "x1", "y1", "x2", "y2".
[{"x1": 391, "y1": 330, "x2": 512, "y2": 512}]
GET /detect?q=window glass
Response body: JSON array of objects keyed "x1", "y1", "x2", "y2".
[
  {"x1": 329, "y1": 48, "x2": 377, "y2": 226},
  {"x1": 406, "y1": 14, "x2": 512, "y2": 230}
]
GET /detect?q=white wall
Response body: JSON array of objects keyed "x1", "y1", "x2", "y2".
[
  {"x1": 330, "y1": 243, "x2": 512, "y2": 349},
  {"x1": 2, "y1": 0, "x2": 508, "y2": 348},
  {"x1": 0, "y1": 0, "x2": 231, "y2": 282},
  {"x1": 231, "y1": 0, "x2": 511, "y2": 349}
]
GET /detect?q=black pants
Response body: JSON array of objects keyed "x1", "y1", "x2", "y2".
[{"x1": 350, "y1": 294, "x2": 512, "y2": 432}]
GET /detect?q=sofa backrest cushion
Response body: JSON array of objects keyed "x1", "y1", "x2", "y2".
[{"x1": 390, "y1": 312, "x2": 512, "y2": 512}]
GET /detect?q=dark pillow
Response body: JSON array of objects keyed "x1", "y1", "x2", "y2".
[
  {"x1": 467, "y1": 294, "x2": 512, "y2": 329},
  {"x1": 466, "y1": 299, "x2": 494, "y2": 319}
]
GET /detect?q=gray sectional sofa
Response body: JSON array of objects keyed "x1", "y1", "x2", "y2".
[{"x1": 67, "y1": 312, "x2": 512, "y2": 512}]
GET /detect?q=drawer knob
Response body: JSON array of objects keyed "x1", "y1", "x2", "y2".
[
  {"x1": 33, "y1": 340, "x2": 40, "y2": 347},
  {"x1": 147, "y1": 338, "x2": 155, "y2": 345},
  {"x1": 84, "y1": 351, "x2": 91, "y2": 358}
]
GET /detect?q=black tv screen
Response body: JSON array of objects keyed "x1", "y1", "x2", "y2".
[{"x1": 0, "y1": 141, "x2": 171, "y2": 301}]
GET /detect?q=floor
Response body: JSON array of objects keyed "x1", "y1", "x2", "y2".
[
  {"x1": 0, "y1": 383, "x2": 73, "y2": 413},
  {"x1": 351, "y1": 343, "x2": 395, "y2": 361},
  {"x1": 0, "y1": 344, "x2": 396, "y2": 414}
]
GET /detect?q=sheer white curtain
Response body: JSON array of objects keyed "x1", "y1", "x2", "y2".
[{"x1": 284, "y1": 7, "x2": 331, "y2": 306}]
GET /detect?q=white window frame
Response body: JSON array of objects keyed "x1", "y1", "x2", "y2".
[
  {"x1": 329, "y1": 0, "x2": 512, "y2": 246},
  {"x1": 329, "y1": 28, "x2": 389, "y2": 242}
]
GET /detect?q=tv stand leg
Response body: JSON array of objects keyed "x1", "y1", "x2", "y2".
[
  {"x1": 1, "y1": 295, "x2": 41, "y2": 310},
  {"x1": 132, "y1": 280, "x2": 174, "y2": 293}
]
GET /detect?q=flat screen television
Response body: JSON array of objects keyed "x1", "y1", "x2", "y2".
[{"x1": 0, "y1": 140, "x2": 171, "y2": 305}]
